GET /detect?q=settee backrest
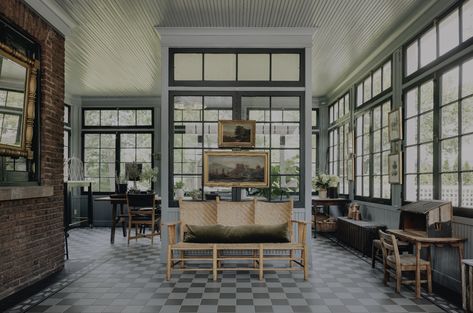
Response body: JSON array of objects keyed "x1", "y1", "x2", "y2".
[{"x1": 178, "y1": 197, "x2": 293, "y2": 240}]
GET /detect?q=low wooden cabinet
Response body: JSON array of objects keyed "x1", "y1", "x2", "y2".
[{"x1": 336, "y1": 217, "x2": 386, "y2": 257}]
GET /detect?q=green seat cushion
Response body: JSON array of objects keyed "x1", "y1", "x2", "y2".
[{"x1": 184, "y1": 223, "x2": 290, "y2": 243}]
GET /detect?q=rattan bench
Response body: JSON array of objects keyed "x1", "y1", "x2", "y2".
[{"x1": 166, "y1": 198, "x2": 309, "y2": 281}]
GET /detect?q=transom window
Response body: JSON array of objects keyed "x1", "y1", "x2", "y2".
[
  {"x1": 171, "y1": 49, "x2": 304, "y2": 86},
  {"x1": 329, "y1": 93, "x2": 350, "y2": 124},
  {"x1": 405, "y1": 1, "x2": 473, "y2": 76},
  {"x1": 83, "y1": 108, "x2": 153, "y2": 127},
  {"x1": 356, "y1": 60, "x2": 392, "y2": 107}
]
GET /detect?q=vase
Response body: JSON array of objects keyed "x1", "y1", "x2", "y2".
[
  {"x1": 318, "y1": 189, "x2": 327, "y2": 199},
  {"x1": 116, "y1": 183, "x2": 128, "y2": 194},
  {"x1": 175, "y1": 188, "x2": 185, "y2": 199},
  {"x1": 327, "y1": 186, "x2": 339, "y2": 199}
]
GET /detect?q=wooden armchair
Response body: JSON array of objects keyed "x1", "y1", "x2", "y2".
[
  {"x1": 378, "y1": 230, "x2": 432, "y2": 293},
  {"x1": 126, "y1": 193, "x2": 160, "y2": 244}
]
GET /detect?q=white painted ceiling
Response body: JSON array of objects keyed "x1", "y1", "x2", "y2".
[{"x1": 54, "y1": 0, "x2": 434, "y2": 98}]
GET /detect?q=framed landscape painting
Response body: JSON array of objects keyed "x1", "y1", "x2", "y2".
[
  {"x1": 204, "y1": 151, "x2": 269, "y2": 187},
  {"x1": 218, "y1": 120, "x2": 256, "y2": 148}
]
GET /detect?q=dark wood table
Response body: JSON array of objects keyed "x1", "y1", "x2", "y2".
[
  {"x1": 387, "y1": 229, "x2": 466, "y2": 298},
  {"x1": 95, "y1": 195, "x2": 161, "y2": 244},
  {"x1": 312, "y1": 197, "x2": 350, "y2": 237}
]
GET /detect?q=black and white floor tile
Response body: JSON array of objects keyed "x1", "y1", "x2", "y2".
[{"x1": 4, "y1": 228, "x2": 462, "y2": 313}]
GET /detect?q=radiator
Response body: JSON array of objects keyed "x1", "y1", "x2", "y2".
[{"x1": 336, "y1": 217, "x2": 387, "y2": 257}]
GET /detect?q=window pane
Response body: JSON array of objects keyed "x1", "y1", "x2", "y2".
[
  {"x1": 462, "y1": 172, "x2": 473, "y2": 207},
  {"x1": 363, "y1": 77, "x2": 371, "y2": 102},
  {"x1": 137, "y1": 110, "x2": 153, "y2": 126},
  {"x1": 203, "y1": 122, "x2": 218, "y2": 148},
  {"x1": 439, "y1": 9, "x2": 459, "y2": 55},
  {"x1": 173, "y1": 149, "x2": 202, "y2": 174},
  {"x1": 420, "y1": 81, "x2": 434, "y2": 113},
  {"x1": 405, "y1": 146, "x2": 417, "y2": 174},
  {"x1": 373, "y1": 69, "x2": 382, "y2": 96},
  {"x1": 382, "y1": 176, "x2": 390, "y2": 199},
  {"x1": 441, "y1": 138, "x2": 459, "y2": 172},
  {"x1": 406, "y1": 117, "x2": 418, "y2": 145},
  {"x1": 419, "y1": 143, "x2": 433, "y2": 173},
  {"x1": 419, "y1": 112, "x2": 433, "y2": 143},
  {"x1": 462, "y1": 134, "x2": 473, "y2": 170},
  {"x1": 119, "y1": 110, "x2": 136, "y2": 126},
  {"x1": 441, "y1": 102, "x2": 458, "y2": 138},
  {"x1": 101, "y1": 110, "x2": 118, "y2": 126},
  {"x1": 238, "y1": 54, "x2": 270, "y2": 81},
  {"x1": 405, "y1": 174, "x2": 417, "y2": 201},
  {"x1": 441, "y1": 67, "x2": 459, "y2": 105},
  {"x1": 406, "y1": 41, "x2": 418, "y2": 76},
  {"x1": 174, "y1": 96, "x2": 202, "y2": 121},
  {"x1": 204, "y1": 53, "x2": 236, "y2": 81},
  {"x1": 462, "y1": 58, "x2": 473, "y2": 97},
  {"x1": 382, "y1": 61, "x2": 391, "y2": 90},
  {"x1": 84, "y1": 110, "x2": 100, "y2": 126},
  {"x1": 174, "y1": 53, "x2": 202, "y2": 80},
  {"x1": 463, "y1": 0, "x2": 473, "y2": 41},
  {"x1": 420, "y1": 28, "x2": 437, "y2": 67},
  {"x1": 441, "y1": 173, "x2": 459, "y2": 206},
  {"x1": 406, "y1": 88, "x2": 418, "y2": 118},
  {"x1": 357, "y1": 83, "x2": 363, "y2": 107},
  {"x1": 462, "y1": 97, "x2": 473, "y2": 134},
  {"x1": 271, "y1": 149, "x2": 299, "y2": 174},
  {"x1": 419, "y1": 174, "x2": 433, "y2": 200},
  {"x1": 271, "y1": 54, "x2": 300, "y2": 81}
]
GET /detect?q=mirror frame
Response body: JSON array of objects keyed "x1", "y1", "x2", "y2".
[{"x1": 0, "y1": 42, "x2": 39, "y2": 159}]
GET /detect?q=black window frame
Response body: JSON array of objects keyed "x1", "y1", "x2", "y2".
[
  {"x1": 169, "y1": 48, "x2": 305, "y2": 88},
  {"x1": 355, "y1": 57, "x2": 393, "y2": 109}
]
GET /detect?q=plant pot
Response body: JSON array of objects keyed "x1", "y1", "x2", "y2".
[
  {"x1": 327, "y1": 187, "x2": 339, "y2": 199},
  {"x1": 117, "y1": 183, "x2": 128, "y2": 194},
  {"x1": 175, "y1": 188, "x2": 185, "y2": 199},
  {"x1": 318, "y1": 189, "x2": 327, "y2": 199}
]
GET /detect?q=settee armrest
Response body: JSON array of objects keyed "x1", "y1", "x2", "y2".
[
  {"x1": 291, "y1": 219, "x2": 308, "y2": 244},
  {"x1": 165, "y1": 221, "x2": 181, "y2": 245}
]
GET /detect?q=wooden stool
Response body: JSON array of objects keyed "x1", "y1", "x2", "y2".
[
  {"x1": 372, "y1": 239, "x2": 410, "y2": 268},
  {"x1": 462, "y1": 259, "x2": 473, "y2": 312}
]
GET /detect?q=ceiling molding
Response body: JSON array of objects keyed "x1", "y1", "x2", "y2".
[
  {"x1": 24, "y1": 0, "x2": 76, "y2": 36},
  {"x1": 156, "y1": 27, "x2": 316, "y2": 48}
]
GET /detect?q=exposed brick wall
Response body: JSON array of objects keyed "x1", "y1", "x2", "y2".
[{"x1": 0, "y1": 0, "x2": 65, "y2": 300}]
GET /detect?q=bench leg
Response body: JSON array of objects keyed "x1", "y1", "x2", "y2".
[
  {"x1": 166, "y1": 246, "x2": 172, "y2": 281},
  {"x1": 253, "y1": 250, "x2": 257, "y2": 268},
  {"x1": 289, "y1": 249, "x2": 294, "y2": 268},
  {"x1": 259, "y1": 244, "x2": 264, "y2": 281},
  {"x1": 213, "y1": 245, "x2": 217, "y2": 281},
  {"x1": 303, "y1": 244, "x2": 309, "y2": 280},
  {"x1": 180, "y1": 251, "x2": 185, "y2": 269}
]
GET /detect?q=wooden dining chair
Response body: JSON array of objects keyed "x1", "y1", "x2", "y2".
[
  {"x1": 378, "y1": 230, "x2": 432, "y2": 294},
  {"x1": 126, "y1": 193, "x2": 160, "y2": 244}
]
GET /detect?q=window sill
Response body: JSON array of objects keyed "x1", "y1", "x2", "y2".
[{"x1": 0, "y1": 185, "x2": 54, "y2": 201}]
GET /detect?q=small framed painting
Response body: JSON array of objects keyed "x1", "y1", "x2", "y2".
[
  {"x1": 388, "y1": 108, "x2": 402, "y2": 141},
  {"x1": 204, "y1": 151, "x2": 269, "y2": 187},
  {"x1": 218, "y1": 120, "x2": 256, "y2": 148},
  {"x1": 388, "y1": 153, "x2": 402, "y2": 184}
]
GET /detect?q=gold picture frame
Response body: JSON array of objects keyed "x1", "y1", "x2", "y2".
[
  {"x1": 218, "y1": 120, "x2": 256, "y2": 148},
  {"x1": 204, "y1": 151, "x2": 269, "y2": 187}
]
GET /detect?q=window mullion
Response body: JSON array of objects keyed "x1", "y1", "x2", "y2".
[{"x1": 433, "y1": 76, "x2": 441, "y2": 200}]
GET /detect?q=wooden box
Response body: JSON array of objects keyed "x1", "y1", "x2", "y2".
[{"x1": 399, "y1": 200, "x2": 452, "y2": 238}]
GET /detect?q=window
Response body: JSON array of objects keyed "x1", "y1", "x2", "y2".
[
  {"x1": 405, "y1": 57, "x2": 473, "y2": 208},
  {"x1": 329, "y1": 123, "x2": 350, "y2": 194},
  {"x1": 83, "y1": 108, "x2": 152, "y2": 127},
  {"x1": 170, "y1": 93, "x2": 304, "y2": 206},
  {"x1": 355, "y1": 101, "x2": 391, "y2": 200},
  {"x1": 356, "y1": 60, "x2": 392, "y2": 107},
  {"x1": 171, "y1": 49, "x2": 303, "y2": 85},
  {"x1": 64, "y1": 104, "x2": 71, "y2": 181},
  {"x1": 82, "y1": 109, "x2": 154, "y2": 193},
  {"x1": 405, "y1": 2, "x2": 472, "y2": 77},
  {"x1": 404, "y1": 80, "x2": 434, "y2": 202},
  {"x1": 329, "y1": 93, "x2": 350, "y2": 124}
]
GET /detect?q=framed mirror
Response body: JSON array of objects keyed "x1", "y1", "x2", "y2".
[{"x1": 0, "y1": 42, "x2": 39, "y2": 159}]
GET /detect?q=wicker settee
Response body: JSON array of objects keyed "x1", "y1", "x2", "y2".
[{"x1": 165, "y1": 198, "x2": 308, "y2": 281}]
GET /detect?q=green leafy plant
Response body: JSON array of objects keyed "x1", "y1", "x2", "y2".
[
  {"x1": 312, "y1": 173, "x2": 339, "y2": 191},
  {"x1": 174, "y1": 181, "x2": 185, "y2": 189},
  {"x1": 141, "y1": 167, "x2": 159, "y2": 184}
]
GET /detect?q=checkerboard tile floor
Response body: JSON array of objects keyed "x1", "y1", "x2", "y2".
[{"x1": 5, "y1": 228, "x2": 461, "y2": 313}]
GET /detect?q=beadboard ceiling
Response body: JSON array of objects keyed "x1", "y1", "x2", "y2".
[{"x1": 53, "y1": 0, "x2": 433, "y2": 98}]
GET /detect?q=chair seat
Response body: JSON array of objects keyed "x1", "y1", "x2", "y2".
[{"x1": 387, "y1": 254, "x2": 430, "y2": 266}]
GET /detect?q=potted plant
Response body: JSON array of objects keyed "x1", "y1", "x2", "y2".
[
  {"x1": 126, "y1": 162, "x2": 142, "y2": 193},
  {"x1": 174, "y1": 181, "x2": 185, "y2": 199},
  {"x1": 141, "y1": 166, "x2": 159, "y2": 192},
  {"x1": 312, "y1": 174, "x2": 331, "y2": 199},
  {"x1": 327, "y1": 175, "x2": 340, "y2": 199}
]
